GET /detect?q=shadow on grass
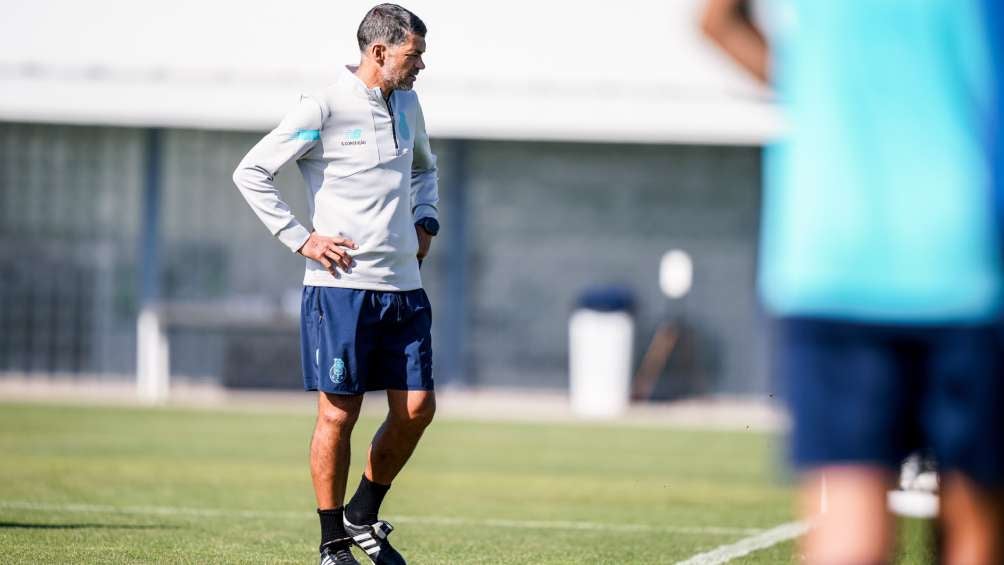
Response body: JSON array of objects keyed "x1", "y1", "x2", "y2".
[{"x1": 0, "y1": 522, "x2": 175, "y2": 530}]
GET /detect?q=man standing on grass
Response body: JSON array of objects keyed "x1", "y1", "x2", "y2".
[
  {"x1": 703, "y1": 0, "x2": 1004, "y2": 563},
  {"x1": 232, "y1": 5, "x2": 439, "y2": 564}
]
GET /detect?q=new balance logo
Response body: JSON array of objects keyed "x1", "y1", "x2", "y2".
[{"x1": 341, "y1": 128, "x2": 366, "y2": 146}]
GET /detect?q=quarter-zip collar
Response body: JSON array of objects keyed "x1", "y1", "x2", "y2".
[
  {"x1": 340, "y1": 65, "x2": 400, "y2": 150},
  {"x1": 337, "y1": 64, "x2": 400, "y2": 153},
  {"x1": 340, "y1": 65, "x2": 391, "y2": 103}
]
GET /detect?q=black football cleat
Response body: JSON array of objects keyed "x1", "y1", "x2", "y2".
[
  {"x1": 319, "y1": 539, "x2": 361, "y2": 565},
  {"x1": 343, "y1": 518, "x2": 406, "y2": 564}
]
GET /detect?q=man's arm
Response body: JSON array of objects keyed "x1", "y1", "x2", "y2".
[
  {"x1": 232, "y1": 96, "x2": 356, "y2": 275},
  {"x1": 700, "y1": 0, "x2": 770, "y2": 84},
  {"x1": 410, "y1": 100, "x2": 439, "y2": 261},
  {"x1": 232, "y1": 96, "x2": 323, "y2": 252}
]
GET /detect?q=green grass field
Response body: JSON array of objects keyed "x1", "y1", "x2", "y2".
[{"x1": 0, "y1": 402, "x2": 934, "y2": 564}]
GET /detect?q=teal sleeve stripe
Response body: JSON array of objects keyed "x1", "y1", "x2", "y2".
[{"x1": 292, "y1": 129, "x2": 321, "y2": 141}]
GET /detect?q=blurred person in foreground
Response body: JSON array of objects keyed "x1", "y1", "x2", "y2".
[
  {"x1": 232, "y1": 4, "x2": 439, "y2": 564},
  {"x1": 703, "y1": 0, "x2": 1004, "y2": 563}
]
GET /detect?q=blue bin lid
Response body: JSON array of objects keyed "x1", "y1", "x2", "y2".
[{"x1": 575, "y1": 285, "x2": 635, "y2": 313}]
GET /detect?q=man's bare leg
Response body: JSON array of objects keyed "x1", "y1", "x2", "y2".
[
  {"x1": 311, "y1": 392, "x2": 364, "y2": 508},
  {"x1": 939, "y1": 473, "x2": 1003, "y2": 565},
  {"x1": 339, "y1": 389, "x2": 434, "y2": 564},
  {"x1": 800, "y1": 466, "x2": 895, "y2": 565},
  {"x1": 366, "y1": 390, "x2": 436, "y2": 484},
  {"x1": 341, "y1": 390, "x2": 435, "y2": 528}
]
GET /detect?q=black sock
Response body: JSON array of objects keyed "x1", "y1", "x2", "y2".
[
  {"x1": 318, "y1": 507, "x2": 349, "y2": 548},
  {"x1": 345, "y1": 475, "x2": 391, "y2": 525}
]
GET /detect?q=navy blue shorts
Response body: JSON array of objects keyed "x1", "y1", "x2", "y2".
[
  {"x1": 778, "y1": 317, "x2": 1004, "y2": 487},
  {"x1": 300, "y1": 286, "x2": 433, "y2": 395}
]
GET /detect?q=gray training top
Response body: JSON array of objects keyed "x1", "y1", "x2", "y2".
[{"x1": 233, "y1": 65, "x2": 439, "y2": 291}]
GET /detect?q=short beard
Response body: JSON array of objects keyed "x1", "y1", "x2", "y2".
[{"x1": 380, "y1": 69, "x2": 413, "y2": 92}]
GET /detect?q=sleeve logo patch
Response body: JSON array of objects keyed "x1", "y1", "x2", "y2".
[{"x1": 293, "y1": 129, "x2": 321, "y2": 141}]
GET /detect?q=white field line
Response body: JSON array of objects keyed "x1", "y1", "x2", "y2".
[
  {"x1": 0, "y1": 500, "x2": 760, "y2": 537},
  {"x1": 675, "y1": 521, "x2": 809, "y2": 565}
]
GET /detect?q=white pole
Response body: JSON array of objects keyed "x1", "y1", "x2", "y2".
[
  {"x1": 137, "y1": 306, "x2": 169, "y2": 404},
  {"x1": 137, "y1": 128, "x2": 167, "y2": 405}
]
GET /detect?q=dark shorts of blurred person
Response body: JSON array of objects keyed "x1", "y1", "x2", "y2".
[{"x1": 778, "y1": 317, "x2": 1004, "y2": 487}]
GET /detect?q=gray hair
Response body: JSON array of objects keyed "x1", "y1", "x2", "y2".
[{"x1": 357, "y1": 4, "x2": 427, "y2": 51}]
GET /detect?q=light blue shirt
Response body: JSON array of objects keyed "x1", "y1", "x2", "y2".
[{"x1": 760, "y1": 0, "x2": 1004, "y2": 323}]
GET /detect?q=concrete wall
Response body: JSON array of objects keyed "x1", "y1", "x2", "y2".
[{"x1": 462, "y1": 141, "x2": 766, "y2": 395}]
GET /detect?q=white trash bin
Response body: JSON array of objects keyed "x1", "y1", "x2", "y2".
[{"x1": 568, "y1": 290, "x2": 635, "y2": 419}]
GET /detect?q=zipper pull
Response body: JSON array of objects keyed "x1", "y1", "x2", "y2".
[{"x1": 386, "y1": 94, "x2": 399, "y2": 150}]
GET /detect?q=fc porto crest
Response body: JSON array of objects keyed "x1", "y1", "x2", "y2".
[{"x1": 329, "y1": 358, "x2": 346, "y2": 384}]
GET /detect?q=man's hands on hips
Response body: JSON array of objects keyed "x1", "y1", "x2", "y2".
[
  {"x1": 416, "y1": 225, "x2": 433, "y2": 261},
  {"x1": 298, "y1": 232, "x2": 357, "y2": 277}
]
